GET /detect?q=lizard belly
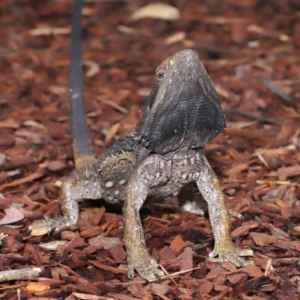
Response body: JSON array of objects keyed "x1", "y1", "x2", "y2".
[
  {"x1": 146, "y1": 149, "x2": 205, "y2": 198},
  {"x1": 99, "y1": 165, "x2": 133, "y2": 203}
]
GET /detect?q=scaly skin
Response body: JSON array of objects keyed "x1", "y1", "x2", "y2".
[{"x1": 29, "y1": 50, "x2": 254, "y2": 280}]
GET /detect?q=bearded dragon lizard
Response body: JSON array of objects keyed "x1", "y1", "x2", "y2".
[{"x1": 29, "y1": 0, "x2": 253, "y2": 281}]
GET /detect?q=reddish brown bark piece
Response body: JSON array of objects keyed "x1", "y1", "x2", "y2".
[
  {"x1": 249, "y1": 232, "x2": 277, "y2": 247},
  {"x1": 109, "y1": 244, "x2": 126, "y2": 262},
  {"x1": 46, "y1": 160, "x2": 67, "y2": 172},
  {"x1": 145, "y1": 283, "x2": 172, "y2": 295},
  {"x1": 179, "y1": 247, "x2": 193, "y2": 271},
  {"x1": 0, "y1": 0, "x2": 299, "y2": 298},
  {"x1": 197, "y1": 281, "x2": 214, "y2": 296},
  {"x1": 88, "y1": 260, "x2": 127, "y2": 275},
  {"x1": 242, "y1": 264, "x2": 264, "y2": 278},
  {"x1": 169, "y1": 234, "x2": 185, "y2": 255},
  {"x1": 277, "y1": 165, "x2": 300, "y2": 181}
]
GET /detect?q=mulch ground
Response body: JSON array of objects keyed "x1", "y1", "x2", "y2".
[{"x1": 1, "y1": 0, "x2": 300, "y2": 299}]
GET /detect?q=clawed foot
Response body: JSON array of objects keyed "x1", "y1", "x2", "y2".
[
  {"x1": 208, "y1": 240, "x2": 254, "y2": 267},
  {"x1": 28, "y1": 217, "x2": 72, "y2": 236},
  {"x1": 127, "y1": 247, "x2": 164, "y2": 281}
]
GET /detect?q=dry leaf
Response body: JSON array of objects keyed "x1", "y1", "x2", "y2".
[
  {"x1": 0, "y1": 206, "x2": 24, "y2": 225},
  {"x1": 131, "y1": 3, "x2": 180, "y2": 21}
]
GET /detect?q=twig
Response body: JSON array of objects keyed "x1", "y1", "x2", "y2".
[
  {"x1": 159, "y1": 263, "x2": 178, "y2": 286},
  {"x1": 97, "y1": 97, "x2": 128, "y2": 114},
  {"x1": 256, "y1": 180, "x2": 300, "y2": 187},
  {"x1": 96, "y1": 266, "x2": 205, "y2": 287},
  {"x1": 224, "y1": 108, "x2": 282, "y2": 125},
  {"x1": 0, "y1": 169, "x2": 44, "y2": 191},
  {"x1": 0, "y1": 267, "x2": 41, "y2": 283},
  {"x1": 257, "y1": 75, "x2": 292, "y2": 105}
]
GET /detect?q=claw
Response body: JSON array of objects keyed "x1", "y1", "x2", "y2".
[
  {"x1": 127, "y1": 249, "x2": 165, "y2": 281},
  {"x1": 132, "y1": 262, "x2": 165, "y2": 281},
  {"x1": 227, "y1": 209, "x2": 243, "y2": 220},
  {"x1": 28, "y1": 219, "x2": 54, "y2": 236},
  {"x1": 208, "y1": 239, "x2": 254, "y2": 267},
  {"x1": 154, "y1": 272, "x2": 163, "y2": 281},
  {"x1": 28, "y1": 217, "x2": 73, "y2": 237},
  {"x1": 127, "y1": 265, "x2": 135, "y2": 280}
]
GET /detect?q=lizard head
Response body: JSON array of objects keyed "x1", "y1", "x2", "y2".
[{"x1": 137, "y1": 49, "x2": 227, "y2": 157}]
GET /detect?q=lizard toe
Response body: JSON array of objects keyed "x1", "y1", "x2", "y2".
[
  {"x1": 28, "y1": 219, "x2": 54, "y2": 236},
  {"x1": 208, "y1": 240, "x2": 254, "y2": 267},
  {"x1": 28, "y1": 217, "x2": 74, "y2": 237},
  {"x1": 127, "y1": 251, "x2": 165, "y2": 281},
  {"x1": 135, "y1": 265, "x2": 165, "y2": 282}
]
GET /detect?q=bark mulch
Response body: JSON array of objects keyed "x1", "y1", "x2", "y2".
[{"x1": 0, "y1": 0, "x2": 300, "y2": 299}]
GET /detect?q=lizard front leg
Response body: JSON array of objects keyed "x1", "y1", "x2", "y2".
[
  {"x1": 123, "y1": 169, "x2": 164, "y2": 281},
  {"x1": 197, "y1": 157, "x2": 253, "y2": 266}
]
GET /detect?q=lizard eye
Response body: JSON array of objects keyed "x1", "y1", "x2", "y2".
[{"x1": 156, "y1": 69, "x2": 165, "y2": 81}]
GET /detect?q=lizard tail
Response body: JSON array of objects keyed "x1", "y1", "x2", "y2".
[{"x1": 69, "y1": 0, "x2": 95, "y2": 169}]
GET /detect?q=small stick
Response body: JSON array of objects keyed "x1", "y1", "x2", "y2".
[
  {"x1": 224, "y1": 108, "x2": 282, "y2": 125},
  {"x1": 159, "y1": 263, "x2": 178, "y2": 286},
  {"x1": 257, "y1": 75, "x2": 292, "y2": 105},
  {"x1": 0, "y1": 169, "x2": 44, "y2": 191},
  {"x1": 0, "y1": 267, "x2": 41, "y2": 283}
]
